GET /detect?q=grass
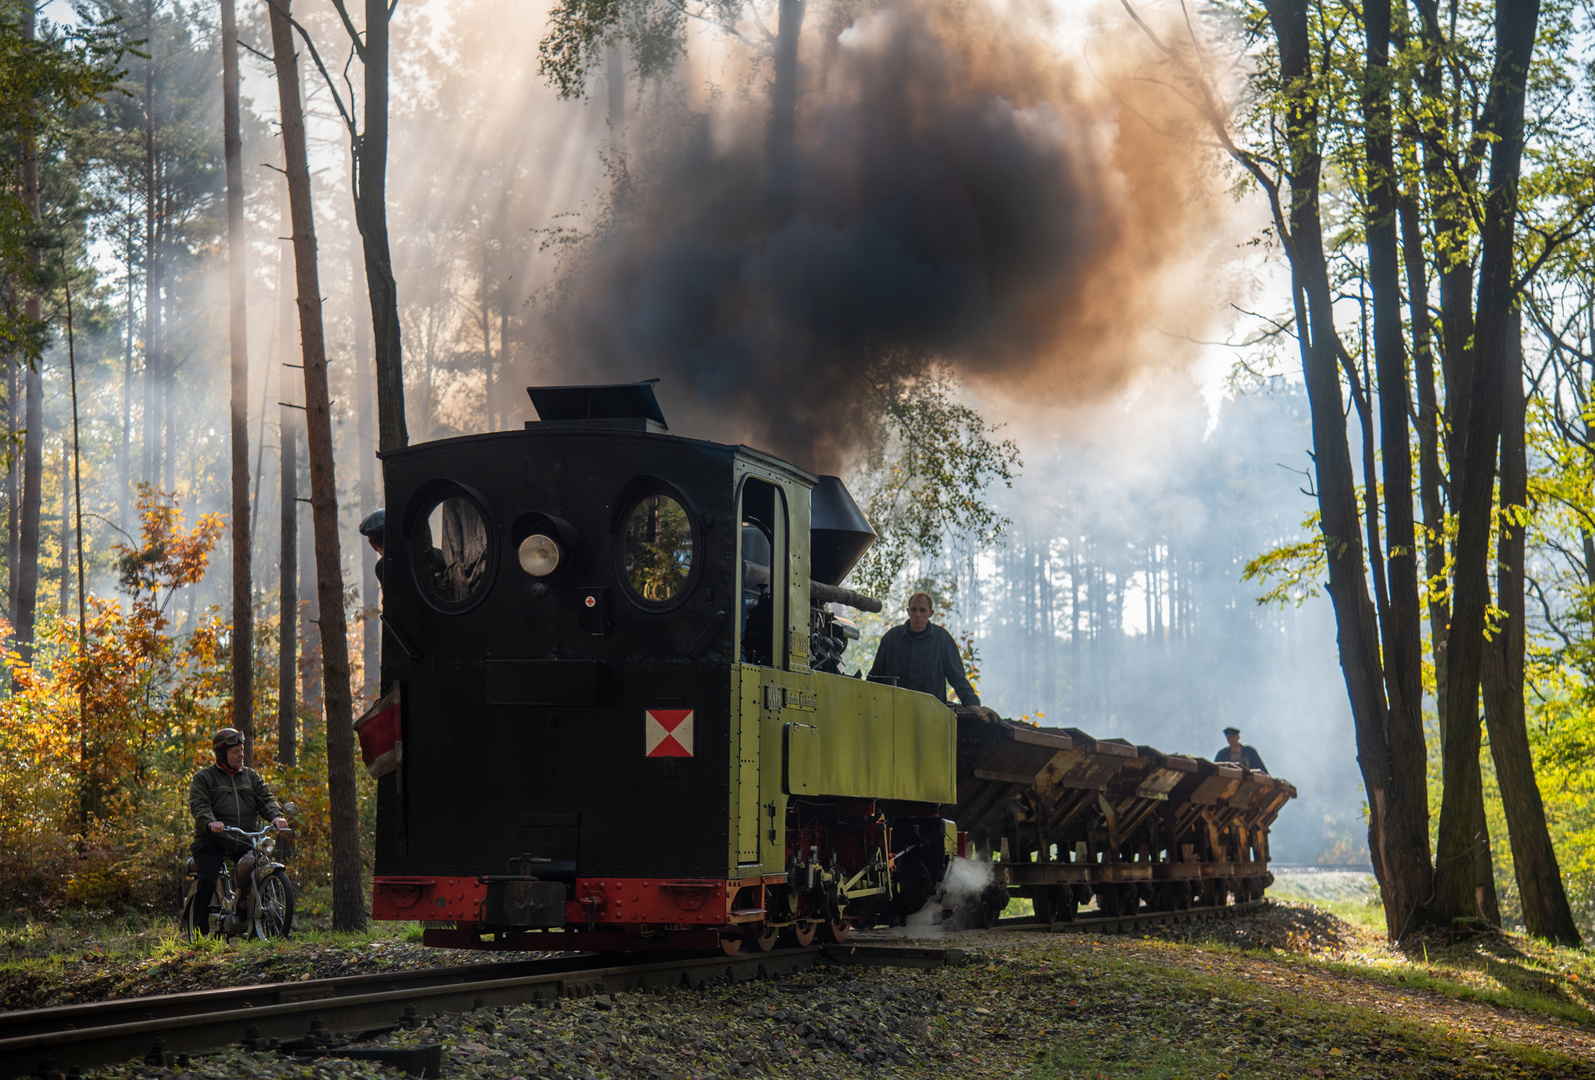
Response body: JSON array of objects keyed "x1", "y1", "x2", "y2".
[
  {"x1": 1030, "y1": 938, "x2": 1591, "y2": 1079},
  {"x1": 0, "y1": 895, "x2": 416, "y2": 969}
]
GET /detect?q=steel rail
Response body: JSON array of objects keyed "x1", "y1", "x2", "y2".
[
  {"x1": 0, "y1": 948, "x2": 824, "y2": 1080},
  {"x1": 0, "y1": 954, "x2": 605, "y2": 1044}
]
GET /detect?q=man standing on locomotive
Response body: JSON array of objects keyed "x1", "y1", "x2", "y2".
[
  {"x1": 188, "y1": 729, "x2": 288, "y2": 933},
  {"x1": 869, "y1": 591, "x2": 982, "y2": 706}
]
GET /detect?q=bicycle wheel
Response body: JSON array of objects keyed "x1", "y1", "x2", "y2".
[
  {"x1": 252, "y1": 870, "x2": 295, "y2": 940},
  {"x1": 179, "y1": 890, "x2": 199, "y2": 943}
]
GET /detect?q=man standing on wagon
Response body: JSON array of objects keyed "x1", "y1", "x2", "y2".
[
  {"x1": 869, "y1": 591, "x2": 982, "y2": 707},
  {"x1": 1214, "y1": 726, "x2": 1269, "y2": 773}
]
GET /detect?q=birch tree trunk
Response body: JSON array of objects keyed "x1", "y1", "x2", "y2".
[{"x1": 270, "y1": 0, "x2": 365, "y2": 930}]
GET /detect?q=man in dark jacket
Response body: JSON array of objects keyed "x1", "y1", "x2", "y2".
[
  {"x1": 868, "y1": 591, "x2": 981, "y2": 706},
  {"x1": 1213, "y1": 726, "x2": 1268, "y2": 772},
  {"x1": 188, "y1": 728, "x2": 287, "y2": 934}
]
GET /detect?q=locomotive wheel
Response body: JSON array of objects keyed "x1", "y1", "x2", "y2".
[
  {"x1": 748, "y1": 923, "x2": 779, "y2": 952},
  {"x1": 719, "y1": 934, "x2": 743, "y2": 955},
  {"x1": 821, "y1": 918, "x2": 850, "y2": 944},
  {"x1": 784, "y1": 920, "x2": 818, "y2": 947}
]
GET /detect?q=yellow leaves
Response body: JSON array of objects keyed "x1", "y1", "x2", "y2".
[{"x1": 0, "y1": 489, "x2": 235, "y2": 909}]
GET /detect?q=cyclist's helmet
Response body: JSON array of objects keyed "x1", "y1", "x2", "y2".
[{"x1": 212, "y1": 728, "x2": 244, "y2": 761}]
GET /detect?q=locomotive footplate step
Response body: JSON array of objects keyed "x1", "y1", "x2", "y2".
[{"x1": 820, "y1": 944, "x2": 971, "y2": 968}]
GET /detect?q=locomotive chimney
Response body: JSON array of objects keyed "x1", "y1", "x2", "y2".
[{"x1": 810, "y1": 476, "x2": 875, "y2": 587}]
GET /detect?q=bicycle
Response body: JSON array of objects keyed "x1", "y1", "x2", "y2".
[{"x1": 179, "y1": 825, "x2": 295, "y2": 941}]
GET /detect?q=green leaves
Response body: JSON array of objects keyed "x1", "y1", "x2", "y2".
[{"x1": 846, "y1": 363, "x2": 1020, "y2": 604}]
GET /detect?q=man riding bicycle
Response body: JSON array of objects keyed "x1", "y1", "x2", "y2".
[{"x1": 188, "y1": 728, "x2": 288, "y2": 934}]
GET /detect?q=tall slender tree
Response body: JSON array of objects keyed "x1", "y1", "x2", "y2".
[
  {"x1": 268, "y1": 0, "x2": 364, "y2": 931},
  {"x1": 16, "y1": 1, "x2": 44, "y2": 664},
  {"x1": 220, "y1": 0, "x2": 253, "y2": 764}
]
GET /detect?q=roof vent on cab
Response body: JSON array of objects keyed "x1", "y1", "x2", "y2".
[{"x1": 525, "y1": 380, "x2": 669, "y2": 433}]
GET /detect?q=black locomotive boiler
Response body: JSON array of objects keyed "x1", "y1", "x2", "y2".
[{"x1": 363, "y1": 382, "x2": 1294, "y2": 950}]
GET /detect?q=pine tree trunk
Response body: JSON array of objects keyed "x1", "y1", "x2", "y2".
[
  {"x1": 15, "y1": 4, "x2": 43, "y2": 665},
  {"x1": 222, "y1": 0, "x2": 255, "y2": 765},
  {"x1": 277, "y1": 185, "x2": 297, "y2": 767},
  {"x1": 270, "y1": 0, "x2": 365, "y2": 931},
  {"x1": 770, "y1": 0, "x2": 804, "y2": 211},
  {"x1": 143, "y1": 0, "x2": 159, "y2": 490},
  {"x1": 279, "y1": 404, "x2": 297, "y2": 765},
  {"x1": 351, "y1": 0, "x2": 407, "y2": 454},
  {"x1": 353, "y1": 228, "x2": 378, "y2": 704},
  {"x1": 6, "y1": 363, "x2": 16, "y2": 624},
  {"x1": 298, "y1": 458, "x2": 321, "y2": 718},
  {"x1": 121, "y1": 224, "x2": 134, "y2": 534},
  {"x1": 58, "y1": 438, "x2": 68, "y2": 615}
]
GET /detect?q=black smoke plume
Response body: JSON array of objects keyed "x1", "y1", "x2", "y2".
[{"x1": 541, "y1": 0, "x2": 1229, "y2": 471}]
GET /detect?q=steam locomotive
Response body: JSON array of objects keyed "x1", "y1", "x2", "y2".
[{"x1": 361, "y1": 382, "x2": 1293, "y2": 951}]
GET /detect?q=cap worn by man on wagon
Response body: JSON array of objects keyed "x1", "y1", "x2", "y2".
[
  {"x1": 1214, "y1": 726, "x2": 1268, "y2": 773},
  {"x1": 868, "y1": 591, "x2": 980, "y2": 707}
]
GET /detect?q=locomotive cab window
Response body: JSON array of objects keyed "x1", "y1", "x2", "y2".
[
  {"x1": 738, "y1": 478, "x2": 786, "y2": 667},
  {"x1": 412, "y1": 493, "x2": 493, "y2": 611},
  {"x1": 618, "y1": 491, "x2": 696, "y2": 605}
]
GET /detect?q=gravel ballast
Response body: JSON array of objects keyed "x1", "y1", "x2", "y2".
[{"x1": 15, "y1": 902, "x2": 1595, "y2": 1080}]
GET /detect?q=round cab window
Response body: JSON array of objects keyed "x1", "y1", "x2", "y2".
[
  {"x1": 620, "y1": 493, "x2": 694, "y2": 604},
  {"x1": 413, "y1": 496, "x2": 492, "y2": 609}
]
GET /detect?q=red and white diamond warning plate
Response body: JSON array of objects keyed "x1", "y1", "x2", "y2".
[{"x1": 645, "y1": 709, "x2": 694, "y2": 758}]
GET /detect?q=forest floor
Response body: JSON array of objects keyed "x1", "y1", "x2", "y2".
[{"x1": 3, "y1": 878, "x2": 1594, "y2": 1078}]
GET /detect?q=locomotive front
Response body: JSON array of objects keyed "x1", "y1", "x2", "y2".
[{"x1": 367, "y1": 383, "x2": 957, "y2": 951}]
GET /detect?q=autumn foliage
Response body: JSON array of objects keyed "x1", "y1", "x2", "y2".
[{"x1": 0, "y1": 488, "x2": 365, "y2": 914}]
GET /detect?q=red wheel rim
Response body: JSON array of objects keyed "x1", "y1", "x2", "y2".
[
  {"x1": 750, "y1": 925, "x2": 778, "y2": 952},
  {"x1": 823, "y1": 919, "x2": 849, "y2": 944},
  {"x1": 719, "y1": 934, "x2": 742, "y2": 955},
  {"x1": 788, "y1": 920, "x2": 817, "y2": 947}
]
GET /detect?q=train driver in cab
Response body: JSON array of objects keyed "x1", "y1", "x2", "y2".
[
  {"x1": 1214, "y1": 726, "x2": 1269, "y2": 773},
  {"x1": 869, "y1": 591, "x2": 981, "y2": 707}
]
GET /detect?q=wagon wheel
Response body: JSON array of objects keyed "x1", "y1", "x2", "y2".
[
  {"x1": 747, "y1": 923, "x2": 779, "y2": 952},
  {"x1": 719, "y1": 934, "x2": 743, "y2": 955},
  {"x1": 1040, "y1": 886, "x2": 1075, "y2": 925},
  {"x1": 821, "y1": 918, "x2": 850, "y2": 944},
  {"x1": 784, "y1": 920, "x2": 818, "y2": 947}
]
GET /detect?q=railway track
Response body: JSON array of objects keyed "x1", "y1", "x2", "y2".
[
  {"x1": 998, "y1": 897, "x2": 1267, "y2": 935},
  {"x1": 1, "y1": 900, "x2": 1268, "y2": 1079}
]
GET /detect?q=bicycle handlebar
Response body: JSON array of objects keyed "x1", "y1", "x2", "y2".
[{"x1": 222, "y1": 825, "x2": 292, "y2": 841}]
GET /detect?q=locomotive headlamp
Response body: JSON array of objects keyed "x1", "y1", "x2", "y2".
[{"x1": 518, "y1": 533, "x2": 561, "y2": 577}]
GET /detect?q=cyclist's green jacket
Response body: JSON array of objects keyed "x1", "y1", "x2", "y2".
[{"x1": 189, "y1": 763, "x2": 285, "y2": 842}]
